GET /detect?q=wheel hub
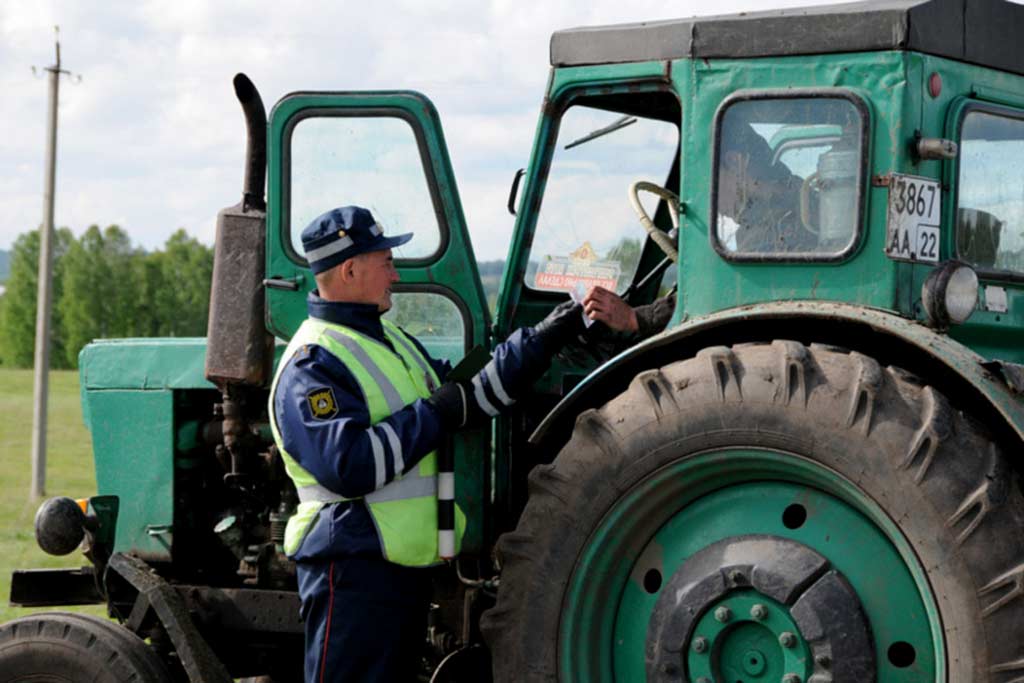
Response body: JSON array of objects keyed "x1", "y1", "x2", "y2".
[{"x1": 646, "y1": 535, "x2": 875, "y2": 683}]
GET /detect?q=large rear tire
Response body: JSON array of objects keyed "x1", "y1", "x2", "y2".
[
  {"x1": 482, "y1": 341, "x2": 1024, "y2": 682},
  {"x1": 0, "y1": 611, "x2": 175, "y2": 683}
]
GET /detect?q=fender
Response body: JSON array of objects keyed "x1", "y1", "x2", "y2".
[{"x1": 530, "y1": 301, "x2": 1024, "y2": 456}]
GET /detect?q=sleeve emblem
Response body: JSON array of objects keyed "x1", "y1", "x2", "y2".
[{"x1": 306, "y1": 387, "x2": 339, "y2": 420}]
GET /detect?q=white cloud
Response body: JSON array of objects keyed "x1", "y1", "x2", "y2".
[{"x1": 3, "y1": 0, "x2": 859, "y2": 261}]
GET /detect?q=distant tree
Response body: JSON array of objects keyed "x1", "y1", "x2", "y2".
[
  {"x1": 0, "y1": 228, "x2": 74, "y2": 368},
  {"x1": 58, "y1": 225, "x2": 137, "y2": 366},
  {"x1": 605, "y1": 236, "x2": 642, "y2": 268},
  {"x1": 158, "y1": 229, "x2": 213, "y2": 336},
  {"x1": 132, "y1": 250, "x2": 169, "y2": 337}
]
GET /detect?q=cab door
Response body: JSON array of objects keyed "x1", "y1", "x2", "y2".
[{"x1": 264, "y1": 91, "x2": 492, "y2": 553}]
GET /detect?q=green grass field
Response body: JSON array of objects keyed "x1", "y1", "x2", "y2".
[{"x1": 0, "y1": 367, "x2": 106, "y2": 622}]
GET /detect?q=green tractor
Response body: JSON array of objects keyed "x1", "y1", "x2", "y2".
[{"x1": 5, "y1": 0, "x2": 1024, "y2": 680}]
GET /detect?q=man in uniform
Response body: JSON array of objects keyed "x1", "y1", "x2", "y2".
[{"x1": 269, "y1": 205, "x2": 582, "y2": 682}]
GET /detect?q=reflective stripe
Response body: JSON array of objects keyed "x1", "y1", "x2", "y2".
[
  {"x1": 438, "y1": 529, "x2": 456, "y2": 559},
  {"x1": 438, "y1": 472, "x2": 455, "y2": 501},
  {"x1": 387, "y1": 328, "x2": 435, "y2": 383},
  {"x1": 367, "y1": 429, "x2": 386, "y2": 489},
  {"x1": 378, "y1": 422, "x2": 404, "y2": 474},
  {"x1": 304, "y1": 235, "x2": 354, "y2": 262},
  {"x1": 324, "y1": 329, "x2": 406, "y2": 412},
  {"x1": 485, "y1": 360, "x2": 514, "y2": 407},
  {"x1": 365, "y1": 474, "x2": 437, "y2": 503},
  {"x1": 297, "y1": 483, "x2": 345, "y2": 504},
  {"x1": 472, "y1": 375, "x2": 500, "y2": 417}
]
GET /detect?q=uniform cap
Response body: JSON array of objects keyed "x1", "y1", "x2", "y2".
[{"x1": 301, "y1": 206, "x2": 412, "y2": 274}]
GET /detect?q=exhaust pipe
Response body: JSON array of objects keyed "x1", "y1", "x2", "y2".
[
  {"x1": 204, "y1": 73, "x2": 274, "y2": 389},
  {"x1": 234, "y1": 73, "x2": 267, "y2": 213}
]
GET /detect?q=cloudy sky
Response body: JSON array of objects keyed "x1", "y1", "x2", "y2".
[{"x1": 2, "y1": 0, "x2": 845, "y2": 261}]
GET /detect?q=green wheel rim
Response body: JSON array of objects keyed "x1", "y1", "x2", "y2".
[{"x1": 558, "y1": 449, "x2": 944, "y2": 682}]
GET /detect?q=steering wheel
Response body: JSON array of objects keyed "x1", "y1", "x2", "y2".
[{"x1": 628, "y1": 181, "x2": 680, "y2": 263}]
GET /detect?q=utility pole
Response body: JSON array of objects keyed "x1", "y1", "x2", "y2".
[{"x1": 30, "y1": 27, "x2": 75, "y2": 500}]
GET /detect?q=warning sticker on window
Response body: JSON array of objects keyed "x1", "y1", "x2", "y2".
[
  {"x1": 885, "y1": 173, "x2": 941, "y2": 263},
  {"x1": 533, "y1": 242, "x2": 621, "y2": 293}
]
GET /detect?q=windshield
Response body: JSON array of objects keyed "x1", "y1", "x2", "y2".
[
  {"x1": 713, "y1": 96, "x2": 865, "y2": 259},
  {"x1": 525, "y1": 103, "x2": 679, "y2": 294}
]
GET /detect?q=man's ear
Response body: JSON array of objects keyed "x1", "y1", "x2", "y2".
[{"x1": 337, "y1": 257, "x2": 357, "y2": 284}]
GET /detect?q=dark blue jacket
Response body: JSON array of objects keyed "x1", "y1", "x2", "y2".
[{"x1": 273, "y1": 292, "x2": 553, "y2": 562}]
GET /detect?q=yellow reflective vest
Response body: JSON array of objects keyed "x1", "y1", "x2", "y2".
[{"x1": 269, "y1": 316, "x2": 465, "y2": 566}]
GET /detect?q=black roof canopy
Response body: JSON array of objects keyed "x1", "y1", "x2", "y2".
[{"x1": 550, "y1": 0, "x2": 1024, "y2": 77}]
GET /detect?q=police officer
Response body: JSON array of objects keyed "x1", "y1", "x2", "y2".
[{"x1": 269, "y1": 206, "x2": 582, "y2": 682}]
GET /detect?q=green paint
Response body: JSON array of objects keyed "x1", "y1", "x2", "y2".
[
  {"x1": 687, "y1": 593, "x2": 809, "y2": 683},
  {"x1": 87, "y1": 390, "x2": 175, "y2": 559},
  {"x1": 560, "y1": 450, "x2": 940, "y2": 682}
]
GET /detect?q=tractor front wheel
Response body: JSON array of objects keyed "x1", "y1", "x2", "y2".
[
  {"x1": 0, "y1": 611, "x2": 175, "y2": 682},
  {"x1": 482, "y1": 341, "x2": 1024, "y2": 682}
]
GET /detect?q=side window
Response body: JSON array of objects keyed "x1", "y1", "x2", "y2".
[
  {"x1": 957, "y1": 110, "x2": 1024, "y2": 272},
  {"x1": 384, "y1": 292, "x2": 466, "y2": 363},
  {"x1": 288, "y1": 115, "x2": 441, "y2": 262},
  {"x1": 713, "y1": 95, "x2": 866, "y2": 259},
  {"x1": 525, "y1": 103, "x2": 679, "y2": 294}
]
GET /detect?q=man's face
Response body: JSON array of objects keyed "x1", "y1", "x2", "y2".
[{"x1": 349, "y1": 249, "x2": 400, "y2": 312}]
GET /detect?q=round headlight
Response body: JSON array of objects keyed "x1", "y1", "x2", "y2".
[
  {"x1": 922, "y1": 261, "x2": 978, "y2": 329},
  {"x1": 34, "y1": 496, "x2": 86, "y2": 556}
]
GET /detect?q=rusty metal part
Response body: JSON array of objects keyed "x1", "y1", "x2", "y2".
[
  {"x1": 108, "y1": 553, "x2": 233, "y2": 683},
  {"x1": 982, "y1": 360, "x2": 1024, "y2": 395}
]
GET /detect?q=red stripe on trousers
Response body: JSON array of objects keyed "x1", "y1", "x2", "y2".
[{"x1": 319, "y1": 561, "x2": 335, "y2": 683}]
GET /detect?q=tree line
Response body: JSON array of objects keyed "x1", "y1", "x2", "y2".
[{"x1": 0, "y1": 226, "x2": 213, "y2": 369}]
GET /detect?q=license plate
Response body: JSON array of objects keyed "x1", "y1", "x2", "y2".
[{"x1": 885, "y1": 173, "x2": 941, "y2": 263}]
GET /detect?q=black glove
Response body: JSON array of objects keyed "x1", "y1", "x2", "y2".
[
  {"x1": 533, "y1": 300, "x2": 586, "y2": 353},
  {"x1": 425, "y1": 381, "x2": 492, "y2": 431},
  {"x1": 425, "y1": 381, "x2": 469, "y2": 430}
]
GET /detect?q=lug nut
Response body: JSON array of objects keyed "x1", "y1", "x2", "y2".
[
  {"x1": 659, "y1": 662, "x2": 678, "y2": 675},
  {"x1": 750, "y1": 603, "x2": 768, "y2": 620},
  {"x1": 815, "y1": 653, "x2": 831, "y2": 669},
  {"x1": 782, "y1": 675, "x2": 801, "y2": 683},
  {"x1": 779, "y1": 631, "x2": 797, "y2": 648},
  {"x1": 714, "y1": 606, "x2": 732, "y2": 623},
  {"x1": 729, "y1": 569, "x2": 746, "y2": 583},
  {"x1": 692, "y1": 636, "x2": 709, "y2": 654}
]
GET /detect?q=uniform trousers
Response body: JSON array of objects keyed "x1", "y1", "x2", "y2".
[{"x1": 297, "y1": 555, "x2": 432, "y2": 683}]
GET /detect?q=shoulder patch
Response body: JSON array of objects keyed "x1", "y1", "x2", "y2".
[{"x1": 307, "y1": 387, "x2": 339, "y2": 420}]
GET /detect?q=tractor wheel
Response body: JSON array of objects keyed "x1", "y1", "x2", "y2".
[
  {"x1": 0, "y1": 611, "x2": 175, "y2": 682},
  {"x1": 481, "y1": 341, "x2": 1024, "y2": 682}
]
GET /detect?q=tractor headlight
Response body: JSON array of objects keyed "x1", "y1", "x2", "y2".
[
  {"x1": 922, "y1": 261, "x2": 978, "y2": 329},
  {"x1": 34, "y1": 496, "x2": 87, "y2": 556}
]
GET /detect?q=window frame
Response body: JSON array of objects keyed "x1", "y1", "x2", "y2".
[
  {"x1": 952, "y1": 100, "x2": 1024, "y2": 283},
  {"x1": 281, "y1": 107, "x2": 450, "y2": 268},
  {"x1": 386, "y1": 283, "x2": 474, "y2": 357},
  {"x1": 709, "y1": 88, "x2": 870, "y2": 264}
]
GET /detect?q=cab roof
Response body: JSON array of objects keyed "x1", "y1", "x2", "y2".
[{"x1": 550, "y1": 0, "x2": 1024, "y2": 77}]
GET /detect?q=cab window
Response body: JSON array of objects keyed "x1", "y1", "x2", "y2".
[
  {"x1": 525, "y1": 93, "x2": 680, "y2": 295},
  {"x1": 957, "y1": 108, "x2": 1024, "y2": 273},
  {"x1": 712, "y1": 95, "x2": 866, "y2": 260},
  {"x1": 288, "y1": 115, "x2": 441, "y2": 262}
]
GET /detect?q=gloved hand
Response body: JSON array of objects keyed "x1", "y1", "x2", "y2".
[
  {"x1": 533, "y1": 300, "x2": 586, "y2": 352},
  {"x1": 425, "y1": 381, "x2": 469, "y2": 430},
  {"x1": 425, "y1": 381, "x2": 492, "y2": 431}
]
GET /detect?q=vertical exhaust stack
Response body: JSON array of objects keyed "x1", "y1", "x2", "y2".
[{"x1": 205, "y1": 73, "x2": 274, "y2": 388}]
